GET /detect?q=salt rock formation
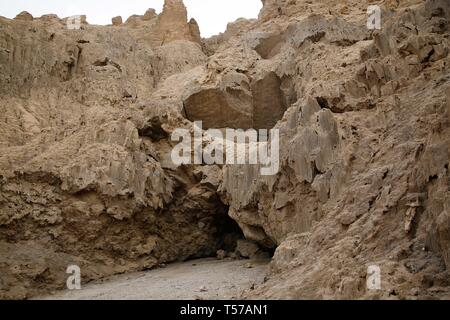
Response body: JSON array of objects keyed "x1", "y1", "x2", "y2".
[
  {"x1": 143, "y1": 9, "x2": 157, "y2": 21},
  {"x1": 0, "y1": 0, "x2": 229, "y2": 299},
  {"x1": 111, "y1": 16, "x2": 122, "y2": 26},
  {"x1": 14, "y1": 11, "x2": 33, "y2": 21},
  {"x1": 153, "y1": 0, "x2": 201, "y2": 45},
  {"x1": 1, "y1": 0, "x2": 450, "y2": 300}
]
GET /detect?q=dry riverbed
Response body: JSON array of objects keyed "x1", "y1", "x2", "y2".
[{"x1": 37, "y1": 258, "x2": 270, "y2": 300}]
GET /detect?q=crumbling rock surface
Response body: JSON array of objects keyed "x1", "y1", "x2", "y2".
[
  {"x1": 1, "y1": 0, "x2": 450, "y2": 300},
  {"x1": 0, "y1": 1, "x2": 238, "y2": 299}
]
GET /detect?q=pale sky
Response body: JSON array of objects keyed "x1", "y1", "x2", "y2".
[{"x1": 0, "y1": 0, "x2": 262, "y2": 37}]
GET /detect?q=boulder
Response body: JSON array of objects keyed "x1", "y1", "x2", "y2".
[
  {"x1": 112, "y1": 16, "x2": 122, "y2": 26},
  {"x1": 235, "y1": 239, "x2": 260, "y2": 258}
]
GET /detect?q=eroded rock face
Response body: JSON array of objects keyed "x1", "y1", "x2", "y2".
[
  {"x1": 14, "y1": 11, "x2": 33, "y2": 21},
  {"x1": 111, "y1": 16, "x2": 122, "y2": 26},
  {"x1": 235, "y1": 0, "x2": 450, "y2": 300},
  {"x1": 0, "y1": 1, "x2": 234, "y2": 299},
  {"x1": 154, "y1": 0, "x2": 201, "y2": 45},
  {"x1": 1, "y1": 0, "x2": 450, "y2": 300},
  {"x1": 184, "y1": 87, "x2": 254, "y2": 129},
  {"x1": 252, "y1": 71, "x2": 288, "y2": 129}
]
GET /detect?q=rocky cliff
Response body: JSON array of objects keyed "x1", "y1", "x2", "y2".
[{"x1": 0, "y1": 0, "x2": 449, "y2": 299}]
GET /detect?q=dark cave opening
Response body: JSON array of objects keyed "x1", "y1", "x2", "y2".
[
  {"x1": 185, "y1": 205, "x2": 244, "y2": 261},
  {"x1": 179, "y1": 72, "x2": 293, "y2": 262},
  {"x1": 211, "y1": 205, "x2": 276, "y2": 260},
  {"x1": 187, "y1": 204, "x2": 274, "y2": 261},
  {"x1": 213, "y1": 207, "x2": 245, "y2": 253}
]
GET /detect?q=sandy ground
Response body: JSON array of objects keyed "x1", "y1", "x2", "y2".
[{"x1": 37, "y1": 258, "x2": 270, "y2": 300}]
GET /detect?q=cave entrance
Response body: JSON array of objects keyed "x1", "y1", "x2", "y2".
[
  {"x1": 186, "y1": 204, "x2": 245, "y2": 260},
  {"x1": 181, "y1": 70, "x2": 293, "y2": 261},
  {"x1": 213, "y1": 207, "x2": 245, "y2": 253},
  {"x1": 188, "y1": 204, "x2": 274, "y2": 261}
]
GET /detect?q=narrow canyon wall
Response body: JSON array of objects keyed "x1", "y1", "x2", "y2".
[{"x1": 0, "y1": 0, "x2": 449, "y2": 300}]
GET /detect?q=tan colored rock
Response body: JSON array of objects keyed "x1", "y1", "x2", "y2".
[
  {"x1": 143, "y1": 8, "x2": 157, "y2": 21},
  {"x1": 188, "y1": 18, "x2": 202, "y2": 42},
  {"x1": 124, "y1": 14, "x2": 142, "y2": 26},
  {"x1": 235, "y1": 239, "x2": 260, "y2": 259},
  {"x1": 1, "y1": 0, "x2": 450, "y2": 301},
  {"x1": 112, "y1": 16, "x2": 122, "y2": 26},
  {"x1": 154, "y1": 0, "x2": 201, "y2": 45},
  {"x1": 216, "y1": 249, "x2": 227, "y2": 260},
  {"x1": 14, "y1": 11, "x2": 33, "y2": 21}
]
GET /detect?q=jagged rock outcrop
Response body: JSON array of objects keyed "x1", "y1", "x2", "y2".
[
  {"x1": 0, "y1": 0, "x2": 235, "y2": 299},
  {"x1": 1, "y1": 0, "x2": 450, "y2": 300},
  {"x1": 111, "y1": 16, "x2": 122, "y2": 26},
  {"x1": 14, "y1": 11, "x2": 33, "y2": 21},
  {"x1": 152, "y1": 0, "x2": 201, "y2": 45},
  {"x1": 232, "y1": 0, "x2": 450, "y2": 300}
]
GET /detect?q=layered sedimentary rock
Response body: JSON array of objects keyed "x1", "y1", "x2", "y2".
[
  {"x1": 1, "y1": 0, "x2": 450, "y2": 300},
  {"x1": 153, "y1": 0, "x2": 201, "y2": 45},
  {"x1": 222, "y1": 0, "x2": 450, "y2": 299},
  {"x1": 0, "y1": 1, "x2": 232, "y2": 299}
]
